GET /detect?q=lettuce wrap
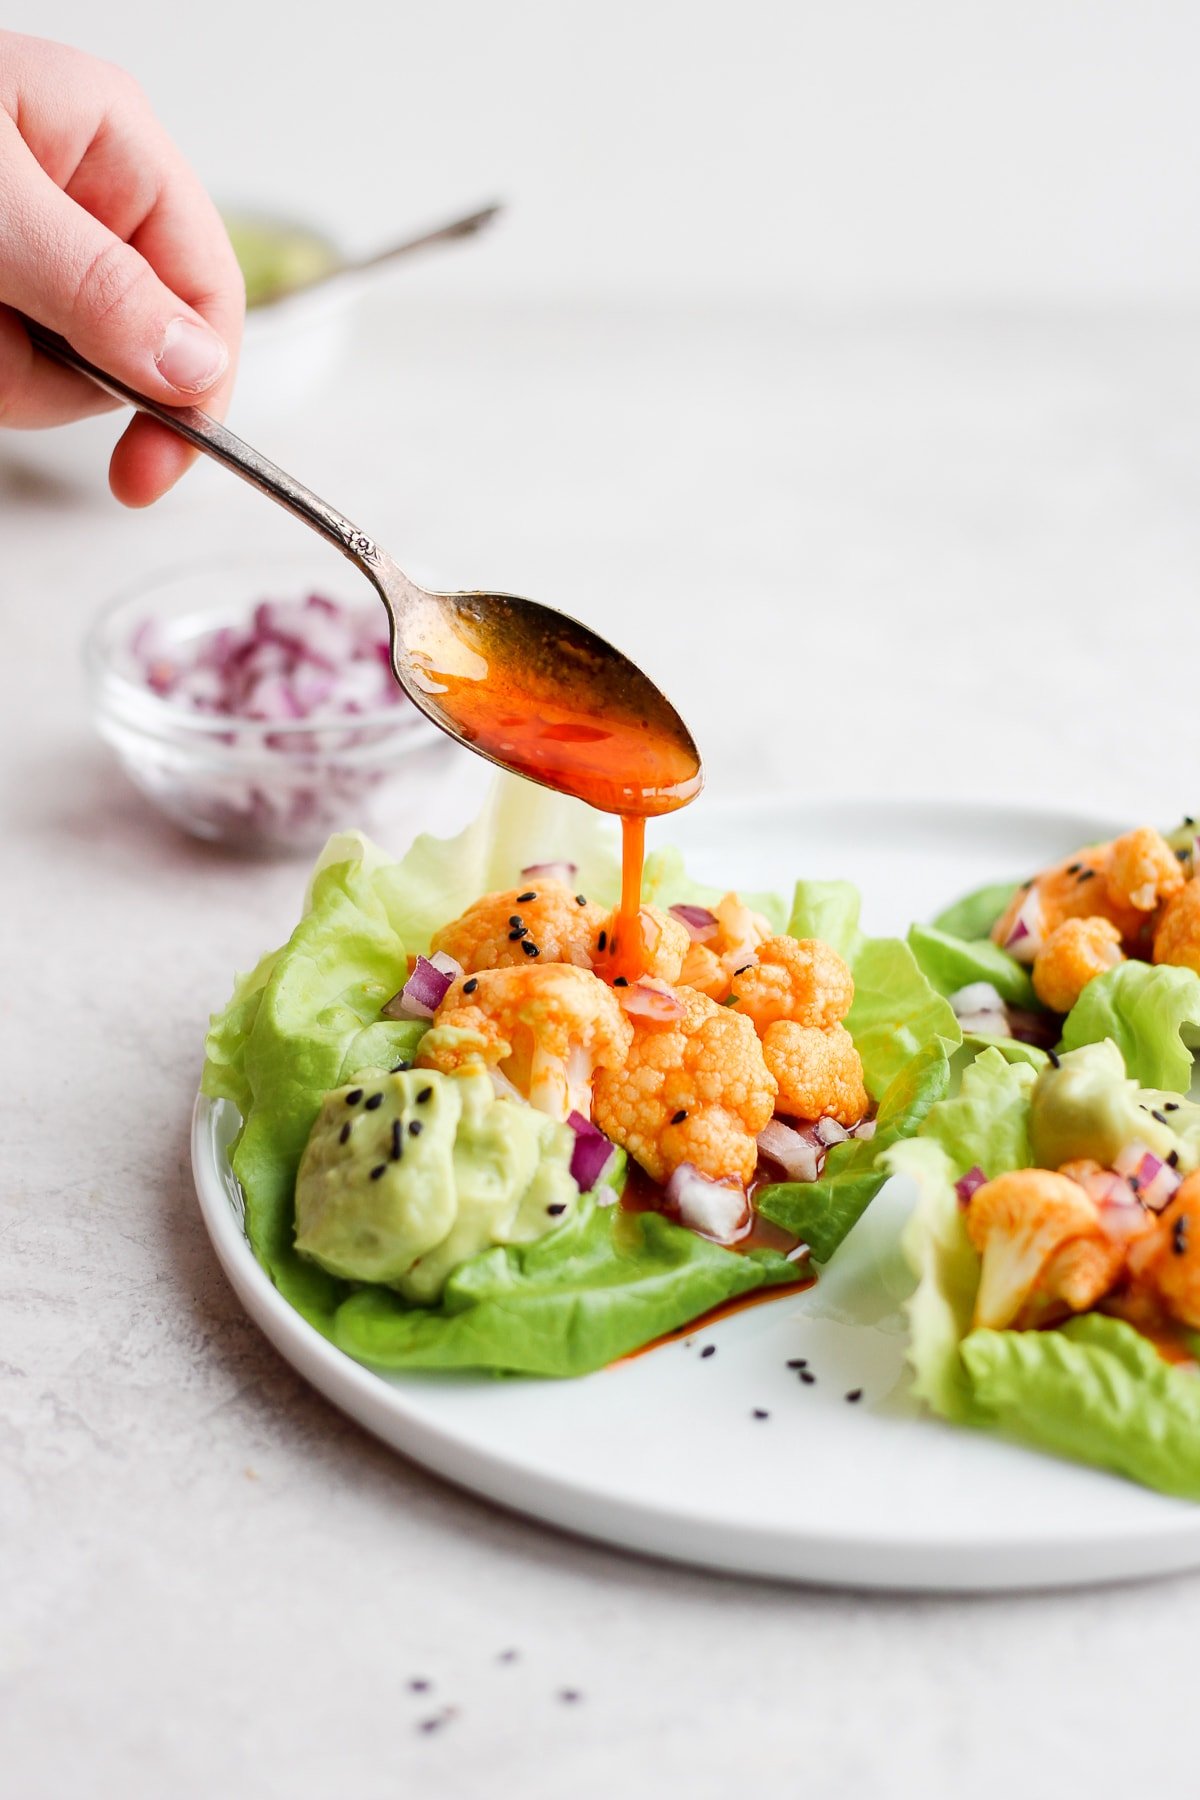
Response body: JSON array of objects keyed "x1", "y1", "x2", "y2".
[{"x1": 887, "y1": 1046, "x2": 1200, "y2": 1499}]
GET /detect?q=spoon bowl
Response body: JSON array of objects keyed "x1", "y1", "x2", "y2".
[{"x1": 29, "y1": 322, "x2": 702, "y2": 819}]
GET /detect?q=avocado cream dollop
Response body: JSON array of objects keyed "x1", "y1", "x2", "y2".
[
  {"x1": 294, "y1": 1068, "x2": 578, "y2": 1303},
  {"x1": 1030, "y1": 1040, "x2": 1200, "y2": 1171}
]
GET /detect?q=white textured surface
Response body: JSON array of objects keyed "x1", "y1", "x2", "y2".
[{"x1": 5, "y1": 299, "x2": 1200, "y2": 1794}]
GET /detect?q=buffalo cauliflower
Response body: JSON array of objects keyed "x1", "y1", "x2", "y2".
[
  {"x1": 416, "y1": 964, "x2": 632, "y2": 1122},
  {"x1": 1105, "y1": 827, "x2": 1185, "y2": 915},
  {"x1": 1031, "y1": 916, "x2": 1125, "y2": 1014},
  {"x1": 1153, "y1": 879, "x2": 1200, "y2": 976},
  {"x1": 728, "y1": 935, "x2": 854, "y2": 1032},
  {"x1": 963, "y1": 1168, "x2": 1122, "y2": 1331},
  {"x1": 761, "y1": 1021, "x2": 868, "y2": 1127},
  {"x1": 992, "y1": 844, "x2": 1144, "y2": 957},
  {"x1": 430, "y1": 879, "x2": 606, "y2": 974},
  {"x1": 592, "y1": 981, "x2": 776, "y2": 1185},
  {"x1": 594, "y1": 904, "x2": 690, "y2": 984}
]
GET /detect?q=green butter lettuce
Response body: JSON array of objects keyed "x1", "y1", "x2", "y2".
[
  {"x1": 1060, "y1": 960, "x2": 1200, "y2": 1093},
  {"x1": 203, "y1": 779, "x2": 807, "y2": 1374},
  {"x1": 907, "y1": 922, "x2": 1036, "y2": 1009},
  {"x1": 754, "y1": 883, "x2": 962, "y2": 1257},
  {"x1": 888, "y1": 1043, "x2": 1200, "y2": 1499},
  {"x1": 931, "y1": 881, "x2": 1019, "y2": 941}
]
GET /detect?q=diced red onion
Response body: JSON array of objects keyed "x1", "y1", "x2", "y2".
[
  {"x1": 1006, "y1": 1008, "x2": 1062, "y2": 1049},
  {"x1": 664, "y1": 1163, "x2": 751, "y2": 1243},
  {"x1": 1002, "y1": 889, "x2": 1046, "y2": 964},
  {"x1": 383, "y1": 952, "x2": 463, "y2": 1020},
  {"x1": 519, "y1": 861, "x2": 578, "y2": 885},
  {"x1": 853, "y1": 1118, "x2": 877, "y2": 1142},
  {"x1": 566, "y1": 1111, "x2": 618, "y2": 1192},
  {"x1": 1070, "y1": 1163, "x2": 1146, "y2": 1238},
  {"x1": 668, "y1": 904, "x2": 719, "y2": 944},
  {"x1": 617, "y1": 981, "x2": 685, "y2": 1023},
  {"x1": 949, "y1": 981, "x2": 1011, "y2": 1039},
  {"x1": 814, "y1": 1116, "x2": 852, "y2": 1148},
  {"x1": 955, "y1": 1165, "x2": 988, "y2": 1203},
  {"x1": 757, "y1": 1119, "x2": 823, "y2": 1183},
  {"x1": 1114, "y1": 1141, "x2": 1182, "y2": 1212}
]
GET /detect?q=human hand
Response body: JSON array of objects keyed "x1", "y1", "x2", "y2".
[{"x1": 0, "y1": 32, "x2": 244, "y2": 505}]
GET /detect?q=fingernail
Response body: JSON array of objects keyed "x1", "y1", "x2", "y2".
[{"x1": 155, "y1": 317, "x2": 228, "y2": 392}]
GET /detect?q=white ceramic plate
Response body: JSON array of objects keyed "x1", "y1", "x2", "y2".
[{"x1": 192, "y1": 798, "x2": 1200, "y2": 1590}]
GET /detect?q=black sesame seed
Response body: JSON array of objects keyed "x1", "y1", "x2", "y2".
[
  {"x1": 391, "y1": 1060, "x2": 411, "y2": 1072},
  {"x1": 516, "y1": 891, "x2": 537, "y2": 903},
  {"x1": 1153, "y1": 1109, "x2": 1170, "y2": 1125},
  {"x1": 1066, "y1": 862, "x2": 1082, "y2": 875},
  {"x1": 365, "y1": 1092, "x2": 383, "y2": 1111},
  {"x1": 671, "y1": 1109, "x2": 688, "y2": 1124},
  {"x1": 546, "y1": 1202, "x2": 567, "y2": 1216},
  {"x1": 1168, "y1": 1149, "x2": 1181, "y2": 1169},
  {"x1": 700, "y1": 1344, "x2": 716, "y2": 1359},
  {"x1": 521, "y1": 940, "x2": 540, "y2": 957},
  {"x1": 752, "y1": 1409, "x2": 770, "y2": 1420},
  {"x1": 786, "y1": 1358, "x2": 808, "y2": 1369},
  {"x1": 409, "y1": 1119, "x2": 423, "y2": 1138},
  {"x1": 1186, "y1": 817, "x2": 1196, "y2": 827},
  {"x1": 1174, "y1": 1215, "x2": 1189, "y2": 1256},
  {"x1": 391, "y1": 1119, "x2": 403, "y2": 1160},
  {"x1": 613, "y1": 975, "x2": 628, "y2": 987},
  {"x1": 845, "y1": 1389, "x2": 863, "y2": 1404},
  {"x1": 463, "y1": 978, "x2": 479, "y2": 995},
  {"x1": 346, "y1": 1088, "x2": 364, "y2": 1105},
  {"x1": 1165, "y1": 1102, "x2": 1181, "y2": 1112},
  {"x1": 417, "y1": 1086, "x2": 433, "y2": 1104},
  {"x1": 575, "y1": 894, "x2": 587, "y2": 906},
  {"x1": 370, "y1": 1164, "x2": 387, "y2": 1181},
  {"x1": 509, "y1": 914, "x2": 524, "y2": 927},
  {"x1": 799, "y1": 1370, "x2": 816, "y2": 1385},
  {"x1": 597, "y1": 930, "x2": 607, "y2": 952},
  {"x1": 1047, "y1": 1049, "x2": 1061, "y2": 1068},
  {"x1": 734, "y1": 963, "x2": 753, "y2": 976},
  {"x1": 1177, "y1": 848, "x2": 1191, "y2": 862},
  {"x1": 508, "y1": 926, "x2": 528, "y2": 941},
  {"x1": 1077, "y1": 869, "x2": 1096, "y2": 883},
  {"x1": 339, "y1": 1122, "x2": 352, "y2": 1145}
]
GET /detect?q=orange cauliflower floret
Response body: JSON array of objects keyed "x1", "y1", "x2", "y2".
[
  {"x1": 992, "y1": 844, "x2": 1146, "y2": 959},
  {"x1": 430, "y1": 879, "x2": 605, "y2": 974},
  {"x1": 594, "y1": 904, "x2": 690, "y2": 984},
  {"x1": 1031, "y1": 917, "x2": 1125, "y2": 1014},
  {"x1": 728, "y1": 935, "x2": 854, "y2": 1032},
  {"x1": 761, "y1": 1021, "x2": 868, "y2": 1127},
  {"x1": 416, "y1": 964, "x2": 632, "y2": 1122},
  {"x1": 1105, "y1": 827, "x2": 1185, "y2": 915},
  {"x1": 711, "y1": 892, "x2": 773, "y2": 981},
  {"x1": 592, "y1": 982, "x2": 776, "y2": 1185},
  {"x1": 1128, "y1": 1174, "x2": 1200, "y2": 1329},
  {"x1": 1154, "y1": 879, "x2": 1200, "y2": 976},
  {"x1": 963, "y1": 1168, "x2": 1122, "y2": 1331}
]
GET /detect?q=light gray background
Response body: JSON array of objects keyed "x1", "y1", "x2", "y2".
[{"x1": 4, "y1": 5, "x2": 1200, "y2": 1796}]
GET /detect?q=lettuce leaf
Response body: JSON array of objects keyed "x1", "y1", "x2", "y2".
[
  {"x1": 203, "y1": 780, "x2": 804, "y2": 1373},
  {"x1": 907, "y1": 922, "x2": 1036, "y2": 1008},
  {"x1": 1060, "y1": 960, "x2": 1200, "y2": 1093}
]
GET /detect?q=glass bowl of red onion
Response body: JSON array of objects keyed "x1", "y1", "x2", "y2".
[{"x1": 85, "y1": 552, "x2": 467, "y2": 855}]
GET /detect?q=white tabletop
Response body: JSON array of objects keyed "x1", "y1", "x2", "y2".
[{"x1": 4, "y1": 294, "x2": 1199, "y2": 1797}]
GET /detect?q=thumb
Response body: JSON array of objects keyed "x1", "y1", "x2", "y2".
[{"x1": 0, "y1": 127, "x2": 228, "y2": 401}]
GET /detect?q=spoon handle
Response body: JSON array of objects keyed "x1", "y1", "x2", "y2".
[{"x1": 26, "y1": 320, "x2": 385, "y2": 571}]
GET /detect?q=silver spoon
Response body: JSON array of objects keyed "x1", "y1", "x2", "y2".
[{"x1": 29, "y1": 321, "x2": 703, "y2": 818}]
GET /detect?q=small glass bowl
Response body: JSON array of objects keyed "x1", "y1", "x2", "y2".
[{"x1": 85, "y1": 551, "x2": 466, "y2": 856}]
